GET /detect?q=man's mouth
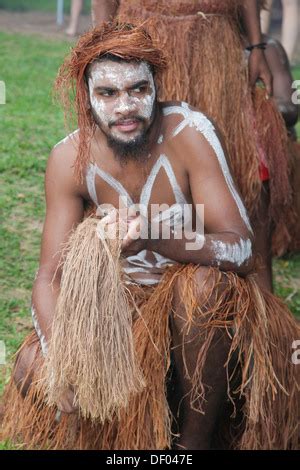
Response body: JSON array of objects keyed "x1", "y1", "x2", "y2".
[{"x1": 113, "y1": 119, "x2": 141, "y2": 133}]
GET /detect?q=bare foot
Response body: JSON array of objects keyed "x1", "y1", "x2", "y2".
[{"x1": 65, "y1": 28, "x2": 77, "y2": 37}]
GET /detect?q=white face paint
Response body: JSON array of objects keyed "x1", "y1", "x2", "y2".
[
  {"x1": 212, "y1": 238, "x2": 252, "y2": 267},
  {"x1": 157, "y1": 134, "x2": 164, "y2": 144},
  {"x1": 88, "y1": 60, "x2": 156, "y2": 142}
]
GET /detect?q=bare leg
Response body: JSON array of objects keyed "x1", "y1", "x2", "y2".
[
  {"x1": 13, "y1": 342, "x2": 40, "y2": 398},
  {"x1": 91, "y1": 0, "x2": 119, "y2": 27},
  {"x1": 66, "y1": 0, "x2": 83, "y2": 37},
  {"x1": 251, "y1": 182, "x2": 273, "y2": 292},
  {"x1": 263, "y1": 35, "x2": 298, "y2": 128},
  {"x1": 13, "y1": 340, "x2": 77, "y2": 414},
  {"x1": 281, "y1": 0, "x2": 299, "y2": 62},
  {"x1": 260, "y1": 0, "x2": 273, "y2": 34},
  {"x1": 170, "y1": 267, "x2": 232, "y2": 450}
]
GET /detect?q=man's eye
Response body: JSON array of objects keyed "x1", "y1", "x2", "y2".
[
  {"x1": 98, "y1": 90, "x2": 115, "y2": 97},
  {"x1": 132, "y1": 86, "x2": 147, "y2": 94}
]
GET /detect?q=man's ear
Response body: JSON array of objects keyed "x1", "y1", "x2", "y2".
[{"x1": 83, "y1": 76, "x2": 91, "y2": 109}]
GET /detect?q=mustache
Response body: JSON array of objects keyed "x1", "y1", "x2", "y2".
[{"x1": 108, "y1": 116, "x2": 146, "y2": 128}]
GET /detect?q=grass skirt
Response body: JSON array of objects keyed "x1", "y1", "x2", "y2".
[{"x1": 1, "y1": 217, "x2": 299, "y2": 450}]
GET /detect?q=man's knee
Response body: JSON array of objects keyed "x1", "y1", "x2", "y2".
[
  {"x1": 13, "y1": 342, "x2": 39, "y2": 397},
  {"x1": 174, "y1": 266, "x2": 229, "y2": 304},
  {"x1": 172, "y1": 266, "x2": 232, "y2": 331}
]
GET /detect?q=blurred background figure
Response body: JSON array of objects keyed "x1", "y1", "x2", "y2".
[
  {"x1": 66, "y1": 0, "x2": 83, "y2": 36},
  {"x1": 261, "y1": 0, "x2": 299, "y2": 63},
  {"x1": 91, "y1": 0, "x2": 118, "y2": 25}
]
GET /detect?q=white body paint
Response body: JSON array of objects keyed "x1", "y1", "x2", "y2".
[
  {"x1": 163, "y1": 102, "x2": 253, "y2": 233},
  {"x1": 212, "y1": 238, "x2": 252, "y2": 267},
  {"x1": 53, "y1": 129, "x2": 79, "y2": 148},
  {"x1": 31, "y1": 304, "x2": 48, "y2": 356},
  {"x1": 88, "y1": 61, "x2": 156, "y2": 138},
  {"x1": 83, "y1": 101, "x2": 253, "y2": 286}
]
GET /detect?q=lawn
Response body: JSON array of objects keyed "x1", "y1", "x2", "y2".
[
  {"x1": 0, "y1": 31, "x2": 299, "y2": 397},
  {"x1": 0, "y1": 31, "x2": 70, "y2": 393},
  {"x1": 0, "y1": 0, "x2": 91, "y2": 14}
]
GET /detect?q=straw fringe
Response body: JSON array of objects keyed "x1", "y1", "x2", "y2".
[
  {"x1": 272, "y1": 141, "x2": 300, "y2": 256},
  {"x1": 118, "y1": 3, "x2": 293, "y2": 228},
  {"x1": 43, "y1": 216, "x2": 145, "y2": 422},
  {"x1": 1, "y1": 219, "x2": 299, "y2": 449},
  {"x1": 169, "y1": 266, "x2": 300, "y2": 449}
]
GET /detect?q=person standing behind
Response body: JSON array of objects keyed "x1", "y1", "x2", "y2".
[
  {"x1": 91, "y1": 0, "x2": 119, "y2": 25},
  {"x1": 261, "y1": 0, "x2": 299, "y2": 63},
  {"x1": 66, "y1": 0, "x2": 84, "y2": 37}
]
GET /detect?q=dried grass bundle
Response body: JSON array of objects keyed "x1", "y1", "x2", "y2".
[{"x1": 43, "y1": 216, "x2": 145, "y2": 421}]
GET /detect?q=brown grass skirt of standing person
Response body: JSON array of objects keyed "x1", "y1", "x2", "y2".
[
  {"x1": 1, "y1": 216, "x2": 299, "y2": 450},
  {"x1": 118, "y1": 0, "x2": 295, "y2": 252}
]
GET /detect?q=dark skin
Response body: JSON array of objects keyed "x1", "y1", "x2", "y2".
[
  {"x1": 91, "y1": 0, "x2": 120, "y2": 25},
  {"x1": 91, "y1": 2, "x2": 275, "y2": 293},
  {"x1": 262, "y1": 34, "x2": 299, "y2": 130},
  {"x1": 241, "y1": 29, "x2": 299, "y2": 290},
  {"x1": 243, "y1": 33, "x2": 299, "y2": 290},
  {"x1": 14, "y1": 60, "x2": 253, "y2": 449},
  {"x1": 241, "y1": 0, "x2": 273, "y2": 96}
]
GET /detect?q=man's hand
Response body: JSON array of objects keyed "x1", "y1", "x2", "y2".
[
  {"x1": 57, "y1": 387, "x2": 78, "y2": 414},
  {"x1": 97, "y1": 208, "x2": 148, "y2": 257},
  {"x1": 121, "y1": 214, "x2": 148, "y2": 257},
  {"x1": 248, "y1": 48, "x2": 273, "y2": 97}
]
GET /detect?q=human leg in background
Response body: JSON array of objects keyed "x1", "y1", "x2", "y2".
[
  {"x1": 260, "y1": 0, "x2": 274, "y2": 34},
  {"x1": 66, "y1": 0, "x2": 83, "y2": 37},
  {"x1": 281, "y1": 0, "x2": 299, "y2": 63},
  {"x1": 91, "y1": 0, "x2": 119, "y2": 27}
]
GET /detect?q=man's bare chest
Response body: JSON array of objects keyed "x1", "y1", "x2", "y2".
[{"x1": 84, "y1": 152, "x2": 192, "y2": 211}]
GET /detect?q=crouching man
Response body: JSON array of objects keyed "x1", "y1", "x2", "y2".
[{"x1": 1, "y1": 22, "x2": 299, "y2": 450}]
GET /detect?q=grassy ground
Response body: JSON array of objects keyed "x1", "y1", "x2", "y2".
[
  {"x1": 0, "y1": 32, "x2": 69, "y2": 393},
  {"x1": 0, "y1": 31, "x2": 299, "y2": 397},
  {"x1": 0, "y1": 0, "x2": 91, "y2": 14}
]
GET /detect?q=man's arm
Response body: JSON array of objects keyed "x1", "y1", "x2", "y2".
[
  {"x1": 31, "y1": 142, "x2": 85, "y2": 350},
  {"x1": 123, "y1": 116, "x2": 254, "y2": 276},
  {"x1": 263, "y1": 37, "x2": 299, "y2": 128},
  {"x1": 241, "y1": 0, "x2": 273, "y2": 96},
  {"x1": 91, "y1": 0, "x2": 119, "y2": 27}
]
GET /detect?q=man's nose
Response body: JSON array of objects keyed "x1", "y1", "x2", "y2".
[{"x1": 115, "y1": 92, "x2": 137, "y2": 115}]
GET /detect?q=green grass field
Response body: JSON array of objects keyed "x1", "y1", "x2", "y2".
[
  {"x1": 0, "y1": 32, "x2": 70, "y2": 394},
  {"x1": 0, "y1": 31, "x2": 300, "y2": 398},
  {"x1": 0, "y1": 0, "x2": 91, "y2": 14}
]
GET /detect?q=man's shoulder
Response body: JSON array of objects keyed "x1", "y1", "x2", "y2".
[
  {"x1": 161, "y1": 100, "x2": 208, "y2": 116},
  {"x1": 52, "y1": 129, "x2": 80, "y2": 155},
  {"x1": 46, "y1": 129, "x2": 82, "y2": 190},
  {"x1": 48, "y1": 129, "x2": 80, "y2": 173},
  {"x1": 160, "y1": 101, "x2": 217, "y2": 142}
]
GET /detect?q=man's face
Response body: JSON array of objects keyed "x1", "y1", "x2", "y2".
[{"x1": 88, "y1": 59, "x2": 156, "y2": 154}]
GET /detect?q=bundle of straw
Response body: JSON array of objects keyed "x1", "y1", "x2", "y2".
[{"x1": 43, "y1": 216, "x2": 145, "y2": 421}]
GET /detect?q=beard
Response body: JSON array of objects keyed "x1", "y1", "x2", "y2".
[
  {"x1": 106, "y1": 127, "x2": 151, "y2": 165},
  {"x1": 91, "y1": 104, "x2": 157, "y2": 165}
]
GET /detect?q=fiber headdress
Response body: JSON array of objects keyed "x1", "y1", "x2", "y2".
[{"x1": 55, "y1": 21, "x2": 167, "y2": 183}]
